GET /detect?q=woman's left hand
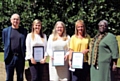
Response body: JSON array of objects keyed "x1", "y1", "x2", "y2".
[
  {"x1": 82, "y1": 49, "x2": 89, "y2": 54},
  {"x1": 40, "y1": 59, "x2": 45, "y2": 64},
  {"x1": 64, "y1": 54, "x2": 68, "y2": 61},
  {"x1": 112, "y1": 64, "x2": 117, "y2": 71}
]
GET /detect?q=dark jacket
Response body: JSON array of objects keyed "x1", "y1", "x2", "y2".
[{"x1": 2, "y1": 26, "x2": 27, "y2": 61}]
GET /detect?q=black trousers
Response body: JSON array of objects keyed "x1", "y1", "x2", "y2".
[
  {"x1": 71, "y1": 62, "x2": 90, "y2": 81},
  {"x1": 5, "y1": 55, "x2": 25, "y2": 81},
  {"x1": 29, "y1": 61, "x2": 44, "y2": 81}
]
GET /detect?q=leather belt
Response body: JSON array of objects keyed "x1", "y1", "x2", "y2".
[{"x1": 13, "y1": 53, "x2": 19, "y2": 56}]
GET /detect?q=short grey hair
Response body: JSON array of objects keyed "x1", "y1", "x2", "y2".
[
  {"x1": 98, "y1": 19, "x2": 108, "y2": 27},
  {"x1": 10, "y1": 13, "x2": 20, "y2": 20}
]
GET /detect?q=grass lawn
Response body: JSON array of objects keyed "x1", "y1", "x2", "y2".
[
  {"x1": 0, "y1": 52, "x2": 4, "y2": 62},
  {"x1": 116, "y1": 35, "x2": 120, "y2": 67}
]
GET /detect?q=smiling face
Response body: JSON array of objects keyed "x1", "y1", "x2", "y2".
[
  {"x1": 76, "y1": 23, "x2": 84, "y2": 35},
  {"x1": 32, "y1": 20, "x2": 42, "y2": 34},
  {"x1": 10, "y1": 14, "x2": 20, "y2": 28},
  {"x1": 98, "y1": 20, "x2": 108, "y2": 34},
  {"x1": 75, "y1": 20, "x2": 85, "y2": 36},
  {"x1": 55, "y1": 22, "x2": 64, "y2": 36}
]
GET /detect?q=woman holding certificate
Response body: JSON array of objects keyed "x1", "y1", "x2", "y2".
[
  {"x1": 25, "y1": 19, "x2": 47, "y2": 81},
  {"x1": 69, "y1": 20, "x2": 90, "y2": 81},
  {"x1": 47, "y1": 21, "x2": 70, "y2": 81}
]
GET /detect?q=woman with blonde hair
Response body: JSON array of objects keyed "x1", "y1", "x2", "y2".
[
  {"x1": 25, "y1": 19, "x2": 47, "y2": 81},
  {"x1": 69, "y1": 20, "x2": 90, "y2": 81},
  {"x1": 47, "y1": 21, "x2": 70, "y2": 81}
]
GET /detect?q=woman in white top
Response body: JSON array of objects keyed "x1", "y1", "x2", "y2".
[
  {"x1": 47, "y1": 21, "x2": 70, "y2": 81},
  {"x1": 25, "y1": 19, "x2": 47, "y2": 81}
]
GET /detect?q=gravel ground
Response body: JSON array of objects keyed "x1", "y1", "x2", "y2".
[
  {"x1": 0, "y1": 62, "x2": 49, "y2": 81},
  {"x1": 0, "y1": 62, "x2": 27, "y2": 81}
]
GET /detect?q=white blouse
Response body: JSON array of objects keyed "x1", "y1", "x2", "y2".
[
  {"x1": 25, "y1": 33, "x2": 47, "y2": 60},
  {"x1": 47, "y1": 34, "x2": 70, "y2": 57}
]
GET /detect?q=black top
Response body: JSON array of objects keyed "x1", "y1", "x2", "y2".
[{"x1": 10, "y1": 28, "x2": 21, "y2": 53}]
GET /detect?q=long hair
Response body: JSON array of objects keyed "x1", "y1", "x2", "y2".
[
  {"x1": 52, "y1": 21, "x2": 68, "y2": 41},
  {"x1": 31, "y1": 19, "x2": 44, "y2": 40},
  {"x1": 75, "y1": 20, "x2": 87, "y2": 37}
]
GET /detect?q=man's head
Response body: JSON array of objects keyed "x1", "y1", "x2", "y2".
[
  {"x1": 98, "y1": 20, "x2": 108, "y2": 34},
  {"x1": 10, "y1": 13, "x2": 20, "y2": 29}
]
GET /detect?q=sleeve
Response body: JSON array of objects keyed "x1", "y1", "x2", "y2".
[
  {"x1": 107, "y1": 35, "x2": 119, "y2": 59},
  {"x1": 25, "y1": 34, "x2": 32, "y2": 60},
  {"x1": 23, "y1": 28, "x2": 28, "y2": 53},
  {"x1": 67, "y1": 35, "x2": 71, "y2": 44},
  {"x1": 44, "y1": 34, "x2": 48, "y2": 56},
  {"x1": 46, "y1": 35, "x2": 53, "y2": 56},
  {"x1": 69, "y1": 35, "x2": 74, "y2": 51},
  {"x1": 65, "y1": 35, "x2": 71, "y2": 55}
]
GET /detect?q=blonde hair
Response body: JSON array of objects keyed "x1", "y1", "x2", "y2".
[
  {"x1": 75, "y1": 20, "x2": 87, "y2": 37},
  {"x1": 31, "y1": 19, "x2": 44, "y2": 41},
  {"x1": 52, "y1": 21, "x2": 68, "y2": 41}
]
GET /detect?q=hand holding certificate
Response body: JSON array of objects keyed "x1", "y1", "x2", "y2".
[
  {"x1": 33, "y1": 46, "x2": 44, "y2": 62},
  {"x1": 52, "y1": 50, "x2": 65, "y2": 66},
  {"x1": 71, "y1": 52, "x2": 84, "y2": 69}
]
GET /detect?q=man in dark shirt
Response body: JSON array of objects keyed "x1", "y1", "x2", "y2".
[{"x1": 2, "y1": 13, "x2": 27, "y2": 81}]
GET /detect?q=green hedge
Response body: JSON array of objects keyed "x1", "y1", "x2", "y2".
[{"x1": 0, "y1": 0, "x2": 120, "y2": 51}]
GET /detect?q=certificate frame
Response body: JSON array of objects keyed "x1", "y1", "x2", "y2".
[
  {"x1": 52, "y1": 50, "x2": 65, "y2": 66},
  {"x1": 33, "y1": 46, "x2": 44, "y2": 62},
  {"x1": 71, "y1": 52, "x2": 84, "y2": 69}
]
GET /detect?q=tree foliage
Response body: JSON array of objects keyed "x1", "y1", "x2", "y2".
[{"x1": 0, "y1": 0, "x2": 120, "y2": 51}]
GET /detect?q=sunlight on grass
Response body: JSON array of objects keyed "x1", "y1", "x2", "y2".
[
  {"x1": 116, "y1": 35, "x2": 120, "y2": 67},
  {"x1": 25, "y1": 61, "x2": 29, "y2": 67},
  {"x1": 0, "y1": 52, "x2": 4, "y2": 62},
  {"x1": 116, "y1": 36, "x2": 120, "y2": 48}
]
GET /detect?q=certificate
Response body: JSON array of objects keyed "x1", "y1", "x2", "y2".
[
  {"x1": 52, "y1": 50, "x2": 65, "y2": 66},
  {"x1": 71, "y1": 52, "x2": 84, "y2": 69},
  {"x1": 33, "y1": 46, "x2": 44, "y2": 62}
]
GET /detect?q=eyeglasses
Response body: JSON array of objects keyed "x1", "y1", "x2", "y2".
[{"x1": 98, "y1": 25, "x2": 105, "y2": 27}]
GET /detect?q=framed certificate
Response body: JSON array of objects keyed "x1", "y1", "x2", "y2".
[
  {"x1": 33, "y1": 46, "x2": 44, "y2": 62},
  {"x1": 52, "y1": 50, "x2": 65, "y2": 66},
  {"x1": 71, "y1": 52, "x2": 84, "y2": 69}
]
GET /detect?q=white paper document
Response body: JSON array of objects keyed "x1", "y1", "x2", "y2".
[
  {"x1": 33, "y1": 46, "x2": 44, "y2": 62},
  {"x1": 72, "y1": 52, "x2": 84, "y2": 69},
  {"x1": 52, "y1": 50, "x2": 65, "y2": 66}
]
